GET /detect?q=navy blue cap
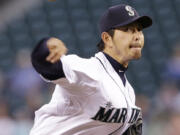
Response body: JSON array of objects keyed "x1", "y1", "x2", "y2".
[{"x1": 99, "y1": 4, "x2": 152, "y2": 33}]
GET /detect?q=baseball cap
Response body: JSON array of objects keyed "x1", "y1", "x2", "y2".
[{"x1": 99, "y1": 4, "x2": 152, "y2": 33}]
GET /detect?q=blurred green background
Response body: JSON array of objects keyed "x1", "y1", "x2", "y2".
[{"x1": 0, "y1": 0, "x2": 180, "y2": 135}]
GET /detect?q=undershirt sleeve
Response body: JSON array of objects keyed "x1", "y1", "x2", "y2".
[{"x1": 31, "y1": 37, "x2": 65, "y2": 80}]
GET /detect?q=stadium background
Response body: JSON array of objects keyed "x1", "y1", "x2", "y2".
[{"x1": 0, "y1": 0, "x2": 180, "y2": 135}]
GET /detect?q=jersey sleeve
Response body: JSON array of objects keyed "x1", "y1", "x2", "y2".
[
  {"x1": 60, "y1": 55, "x2": 98, "y2": 85},
  {"x1": 31, "y1": 37, "x2": 65, "y2": 81}
]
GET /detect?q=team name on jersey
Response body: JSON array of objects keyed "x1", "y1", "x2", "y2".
[{"x1": 92, "y1": 106, "x2": 140, "y2": 124}]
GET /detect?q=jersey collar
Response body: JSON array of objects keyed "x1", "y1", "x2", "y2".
[
  {"x1": 103, "y1": 52, "x2": 128, "y2": 73},
  {"x1": 95, "y1": 52, "x2": 126, "y2": 89}
]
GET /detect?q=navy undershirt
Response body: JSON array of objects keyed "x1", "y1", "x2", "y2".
[
  {"x1": 103, "y1": 52, "x2": 127, "y2": 86},
  {"x1": 31, "y1": 38, "x2": 127, "y2": 86}
]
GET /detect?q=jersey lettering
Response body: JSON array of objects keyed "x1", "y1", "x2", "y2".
[
  {"x1": 92, "y1": 106, "x2": 140, "y2": 124},
  {"x1": 128, "y1": 108, "x2": 140, "y2": 124},
  {"x1": 117, "y1": 108, "x2": 127, "y2": 123},
  {"x1": 92, "y1": 107, "x2": 113, "y2": 122},
  {"x1": 108, "y1": 109, "x2": 120, "y2": 123},
  {"x1": 92, "y1": 107, "x2": 127, "y2": 123}
]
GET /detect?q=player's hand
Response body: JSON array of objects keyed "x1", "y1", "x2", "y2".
[{"x1": 46, "y1": 37, "x2": 68, "y2": 63}]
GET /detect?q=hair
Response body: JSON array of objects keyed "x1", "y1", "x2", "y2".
[{"x1": 97, "y1": 29, "x2": 115, "y2": 51}]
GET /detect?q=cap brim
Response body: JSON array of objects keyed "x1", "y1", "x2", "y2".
[
  {"x1": 135, "y1": 16, "x2": 153, "y2": 29},
  {"x1": 113, "y1": 15, "x2": 153, "y2": 30}
]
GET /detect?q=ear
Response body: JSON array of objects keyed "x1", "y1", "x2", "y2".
[{"x1": 101, "y1": 32, "x2": 113, "y2": 48}]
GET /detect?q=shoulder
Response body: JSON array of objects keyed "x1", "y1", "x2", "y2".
[
  {"x1": 61, "y1": 54, "x2": 102, "y2": 80},
  {"x1": 61, "y1": 54, "x2": 96, "y2": 63},
  {"x1": 61, "y1": 54, "x2": 100, "y2": 69}
]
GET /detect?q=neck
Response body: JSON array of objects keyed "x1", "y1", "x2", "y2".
[{"x1": 103, "y1": 50, "x2": 129, "y2": 68}]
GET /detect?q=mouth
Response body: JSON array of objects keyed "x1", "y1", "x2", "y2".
[{"x1": 129, "y1": 44, "x2": 142, "y2": 49}]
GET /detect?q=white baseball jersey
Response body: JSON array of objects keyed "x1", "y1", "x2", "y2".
[{"x1": 30, "y1": 52, "x2": 141, "y2": 135}]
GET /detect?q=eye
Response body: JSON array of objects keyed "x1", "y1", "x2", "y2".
[
  {"x1": 124, "y1": 27, "x2": 129, "y2": 32},
  {"x1": 137, "y1": 27, "x2": 142, "y2": 31},
  {"x1": 137, "y1": 25, "x2": 143, "y2": 31},
  {"x1": 128, "y1": 27, "x2": 136, "y2": 33}
]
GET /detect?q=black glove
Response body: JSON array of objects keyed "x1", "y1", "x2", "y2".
[{"x1": 123, "y1": 117, "x2": 143, "y2": 135}]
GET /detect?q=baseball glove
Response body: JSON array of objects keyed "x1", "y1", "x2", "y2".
[{"x1": 123, "y1": 113, "x2": 143, "y2": 135}]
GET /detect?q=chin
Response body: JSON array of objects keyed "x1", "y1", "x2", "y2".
[{"x1": 132, "y1": 52, "x2": 142, "y2": 59}]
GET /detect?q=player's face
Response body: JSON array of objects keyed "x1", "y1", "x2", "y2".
[
  {"x1": 103, "y1": 22, "x2": 144, "y2": 66},
  {"x1": 113, "y1": 23, "x2": 144, "y2": 61}
]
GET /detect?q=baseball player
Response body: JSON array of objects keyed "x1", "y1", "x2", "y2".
[{"x1": 30, "y1": 4, "x2": 152, "y2": 135}]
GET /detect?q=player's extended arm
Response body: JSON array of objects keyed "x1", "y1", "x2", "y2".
[{"x1": 31, "y1": 37, "x2": 68, "y2": 80}]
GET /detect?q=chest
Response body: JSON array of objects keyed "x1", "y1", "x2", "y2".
[
  {"x1": 96, "y1": 70, "x2": 136, "y2": 108},
  {"x1": 81, "y1": 79, "x2": 140, "y2": 134},
  {"x1": 85, "y1": 72, "x2": 139, "y2": 120}
]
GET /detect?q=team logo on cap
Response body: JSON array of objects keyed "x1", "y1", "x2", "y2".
[{"x1": 125, "y1": 5, "x2": 135, "y2": 16}]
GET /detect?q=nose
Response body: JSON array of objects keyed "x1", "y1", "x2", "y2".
[
  {"x1": 134, "y1": 28, "x2": 143, "y2": 41},
  {"x1": 134, "y1": 32, "x2": 141, "y2": 41}
]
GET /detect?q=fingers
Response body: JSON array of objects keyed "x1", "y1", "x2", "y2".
[
  {"x1": 47, "y1": 43, "x2": 56, "y2": 51},
  {"x1": 46, "y1": 51, "x2": 62, "y2": 63},
  {"x1": 46, "y1": 52, "x2": 56, "y2": 62},
  {"x1": 46, "y1": 49, "x2": 67, "y2": 63},
  {"x1": 45, "y1": 37, "x2": 68, "y2": 63}
]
